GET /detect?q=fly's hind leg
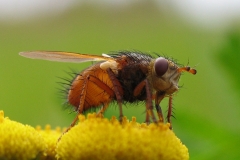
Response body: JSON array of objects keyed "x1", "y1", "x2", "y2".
[
  {"x1": 58, "y1": 75, "x2": 90, "y2": 141},
  {"x1": 106, "y1": 68, "x2": 124, "y2": 122}
]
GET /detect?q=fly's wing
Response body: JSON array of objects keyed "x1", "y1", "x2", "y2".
[{"x1": 19, "y1": 51, "x2": 114, "y2": 63}]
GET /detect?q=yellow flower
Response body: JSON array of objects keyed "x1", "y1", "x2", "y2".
[
  {"x1": 36, "y1": 125, "x2": 62, "y2": 160},
  {"x1": 0, "y1": 110, "x2": 189, "y2": 160},
  {"x1": 0, "y1": 110, "x2": 45, "y2": 160},
  {"x1": 56, "y1": 113, "x2": 189, "y2": 160}
]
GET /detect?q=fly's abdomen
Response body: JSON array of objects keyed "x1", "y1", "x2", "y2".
[{"x1": 67, "y1": 64, "x2": 116, "y2": 112}]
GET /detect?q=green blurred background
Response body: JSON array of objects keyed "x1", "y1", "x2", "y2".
[{"x1": 1, "y1": 1, "x2": 240, "y2": 159}]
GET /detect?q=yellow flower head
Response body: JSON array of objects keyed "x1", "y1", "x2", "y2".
[
  {"x1": 0, "y1": 110, "x2": 189, "y2": 160},
  {"x1": 56, "y1": 113, "x2": 189, "y2": 160},
  {"x1": 36, "y1": 125, "x2": 62, "y2": 159},
  {"x1": 0, "y1": 110, "x2": 45, "y2": 160}
]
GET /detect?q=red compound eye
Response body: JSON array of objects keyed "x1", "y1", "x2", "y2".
[{"x1": 154, "y1": 57, "x2": 168, "y2": 77}]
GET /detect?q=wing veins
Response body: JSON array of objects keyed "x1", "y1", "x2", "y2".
[{"x1": 19, "y1": 51, "x2": 113, "y2": 63}]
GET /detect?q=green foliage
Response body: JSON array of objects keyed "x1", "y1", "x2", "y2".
[{"x1": 218, "y1": 31, "x2": 240, "y2": 91}]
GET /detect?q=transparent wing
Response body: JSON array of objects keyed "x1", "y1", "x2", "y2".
[{"x1": 19, "y1": 51, "x2": 113, "y2": 63}]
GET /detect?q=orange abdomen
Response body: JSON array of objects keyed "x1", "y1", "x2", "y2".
[{"x1": 68, "y1": 63, "x2": 116, "y2": 112}]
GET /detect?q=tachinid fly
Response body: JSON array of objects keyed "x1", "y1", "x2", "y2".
[{"x1": 19, "y1": 50, "x2": 196, "y2": 132}]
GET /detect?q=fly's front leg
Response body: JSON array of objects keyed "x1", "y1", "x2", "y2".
[
  {"x1": 167, "y1": 94, "x2": 173, "y2": 129},
  {"x1": 155, "y1": 91, "x2": 165, "y2": 123},
  {"x1": 106, "y1": 68, "x2": 124, "y2": 122}
]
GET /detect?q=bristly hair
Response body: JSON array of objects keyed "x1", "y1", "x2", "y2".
[
  {"x1": 152, "y1": 52, "x2": 182, "y2": 67},
  {"x1": 56, "y1": 68, "x2": 81, "y2": 112},
  {"x1": 108, "y1": 50, "x2": 182, "y2": 67},
  {"x1": 108, "y1": 50, "x2": 153, "y2": 63}
]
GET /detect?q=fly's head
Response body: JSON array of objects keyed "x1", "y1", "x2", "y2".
[{"x1": 149, "y1": 57, "x2": 196, "y2": 95}]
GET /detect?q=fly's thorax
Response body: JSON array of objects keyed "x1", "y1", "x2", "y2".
[{"x1": 148, "y1": 58, "x2": 181, "y2": 95}]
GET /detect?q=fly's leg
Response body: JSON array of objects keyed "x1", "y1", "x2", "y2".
[
  {"x1": 96, "y1": 102, "x2": 110, "y2": 118},
  {"x1": 85, "y1": 74, "x2": 115, "y2": 118},
  {"x1": 134, "y1": 80, "x2": 150, "y2": 122},
  {"x1": 155, "y1": 91, "x2": 165, "y2": 123},
  {"x1": 69, "y1": 75, "x2": 89, "y2": 127},
  {"x1": 134, "y1": 79, "x2": 157, "y2": 124},
  {"x1": 106, "y1": 68, "x2": 123, "y2": 122},
  {"x1": 167, "y1": 94, "x2": 173, "y2": 129},
  {"x1": 145, "y1": 79, "x2": 157, "y2": 123},
  {"x1": 156, "y1": 92, "x2": 173, "y2": 129},
  {"x1": 58, "y1": 75, "x2": 90, "y2": 141}
]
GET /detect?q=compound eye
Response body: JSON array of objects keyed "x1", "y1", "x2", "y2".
[{"x1": 154, "y1": 57, "x2": 168, "y2": 77}]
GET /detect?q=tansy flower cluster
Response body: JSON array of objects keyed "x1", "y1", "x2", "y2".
[
  {"x1": 0, "y1": 110, "x2": 45, "y2": 160},
  {"x1": 0, "y1": 110, "x2": 189, "y2": 160}
]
